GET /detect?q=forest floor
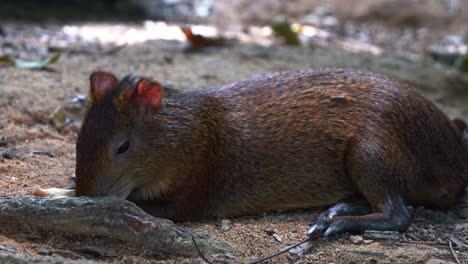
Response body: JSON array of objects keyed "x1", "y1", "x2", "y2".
[{"x1": 1, "y1": 11, "x2": 468, "y2": 264}]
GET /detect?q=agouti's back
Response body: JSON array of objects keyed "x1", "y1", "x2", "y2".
[
  {"x1": 199, "y1": 69, "x2": 467, "y2": 216},
  {"x1": 76, "y1": 69, "x2": 467, "y2": 236}
]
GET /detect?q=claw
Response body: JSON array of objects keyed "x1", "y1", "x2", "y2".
[
  {"x1": 307, "y1": 224, "x2": 318, "y2": 236},
  {"x1": 307, "y1": 222, "x2": 329, "y2": 238}
]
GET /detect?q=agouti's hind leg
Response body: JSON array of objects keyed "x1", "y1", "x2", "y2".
[
  {"x1": 307, "y1": 196, "x2": 413, "y2": 238},
  {"x1": 316, "y1": 202, "x2": 373, "y2": 222},
  {"x1": 308, "y1": 140, "x2": 414, "y2": 238}
]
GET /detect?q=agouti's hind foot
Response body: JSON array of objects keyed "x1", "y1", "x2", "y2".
[
  {"x1": 308, "y1": 202, "x2": 372, "y2": 238},
  {"x1": 307, "y1": 201, "x2": 413, "y2": 239},
  {"x1": 315, "y1": 202, "x2": 373, "y2": 222}
]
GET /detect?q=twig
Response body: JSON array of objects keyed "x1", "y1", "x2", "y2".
[
  {"x1": 393, "y1": 240, "x2": 449, "y2": 248},
  {"x1": 450, "y1": 235, "x2": 468, "y2": 249},
  {"x1": 449, "y1": 238, "x2": 461, "y2": 264},
  {"x1": 406, "y1": 233, "x2": 420, "y2": 241},
  {"x1": 246, "y1": 238, "x2": 310, "y2": 264},
  {"x1": 51, "y1": 249, "x2": 85, "y2": 260},
  {"x1": 191, "y1": 235, "x2": 212, "y2": 264}
]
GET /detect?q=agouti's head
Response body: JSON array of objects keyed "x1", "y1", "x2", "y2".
[{"x1": 75, "y1": 71, "x2": 167, "y2": 199}]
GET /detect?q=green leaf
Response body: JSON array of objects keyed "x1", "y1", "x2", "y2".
[{"x1": 12, "y1": 53, "x2": 61, "y2": 69}]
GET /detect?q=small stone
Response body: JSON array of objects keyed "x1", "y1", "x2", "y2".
[
  {"x1": 38, "y1": 248, "x2": 54, "y2": 255},
  {"x1": 288, "y1": 241, "x2": 314, "y2": 255},
  {"x1": 0, "y1": 245, "x2": 15, "y2": 252},
  {"x1": 221, "y1": 219, "x2": 232, "y2": 231},
  {"x1": 363, "y1": 230, "x2": 400, "y2": 240},
  {"x1": 0, "y1": 136, "x2": 8, "y2": 147},
  {"x1": 363, "y1": 239, "x2": 373, "y2": 244},
  {"x1": 2, "y1": 152, "x2": 13, "y2": 159},
  {"x1": 68, "y1": 94, "x2": 86, "y2": 105},
  {"x1": 350, "y1": 235, "x2": 364, "y2": 244}
]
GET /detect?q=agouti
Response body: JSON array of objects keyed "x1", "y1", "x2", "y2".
[{"x1": 75, "y1": 69, "x2": 468, "y2": 237}]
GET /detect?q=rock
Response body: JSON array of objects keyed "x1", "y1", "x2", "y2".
[
  {"x1": 0, "y1": 246, "x2": 15, "y2": 253},
  {"x1": 363, "y1": 230, "x2": 400, "y2": 240},
  {"x1": 221, "y1": 219, "x2": 232, "y2": 231},
  {"x1": 37, "y1": 248, "x2": 54, "y2": 256},
  {"x1": 288, "y1": 241, "x2": 314, "y2": 255},
  {"x1": 0, "y1": 137, "x2": 7, "y2": 147},
  {"x1": 350, "y1": 235, "x2": 364, "y2": 244},
  {"x1": 2, "y1": 152, "x2": 13, "y2": 160}
]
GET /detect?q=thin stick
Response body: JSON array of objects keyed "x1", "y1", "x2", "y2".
[
  {"x1": 449, "y1": 239, "x2": 461, "y2": 264},
  {"x1": 246, "y1": 238, "x2": 310, "y2": 264},
  {"x1": 191, "y1": 235, "x2": 212, "y2": 264}
]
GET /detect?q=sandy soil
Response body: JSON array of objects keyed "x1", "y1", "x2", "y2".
[{"x1": 1, "y1": 25, "x2": 467, "y2": 263}]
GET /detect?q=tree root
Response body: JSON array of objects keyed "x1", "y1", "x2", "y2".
[{"x1": 0, "y1": 196, "x2": 233, "y2": 258}]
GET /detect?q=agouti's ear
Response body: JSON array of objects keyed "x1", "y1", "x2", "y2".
[
  {"x1": 131, "y1": 78, "x2": 164, "y2": 111},
  {"x1": 89, "y1": 71, "x2": 119, "y2": 102}
]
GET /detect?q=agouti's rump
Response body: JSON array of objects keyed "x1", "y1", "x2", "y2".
[{"x1": 75, "y1": 69, "x2": 467, "y2": 237}]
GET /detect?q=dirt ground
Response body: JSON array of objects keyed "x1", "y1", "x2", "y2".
[
  {"x1": 1, "y1": 3, "x2": 468, "y2": 261},
  {"x1": 0, "y1": 29, "x2": 467, "y2": 263}
]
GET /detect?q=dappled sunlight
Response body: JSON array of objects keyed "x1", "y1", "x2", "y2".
[{"x1": 62, "y1": 21, "x2": 219, "y2": 45}]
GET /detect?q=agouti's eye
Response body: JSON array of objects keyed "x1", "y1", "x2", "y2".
[{"x1": 116, "y1": 140, "x2": 130, "y2": 154}]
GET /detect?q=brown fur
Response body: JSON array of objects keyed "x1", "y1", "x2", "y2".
[{"x1": 75, "y1": 69, "x2": 468, "y2": 222}]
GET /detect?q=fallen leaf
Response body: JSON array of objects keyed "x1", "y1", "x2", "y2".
[
  {"x1": 0, "y1": 53, "x2": 61, "y2": 69},
  {"x1": 271, "y1": 16, "x2": 301, "y2": 45},
  {"x1": 180, "y1": 26, "x2": 225, "y2": 49},
  {"x1": 272, "y1": 233, "x2": 282, "y2": 243},
  {"x1": 33, "y1": 188, "x2": 75, "y2": 198}
]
